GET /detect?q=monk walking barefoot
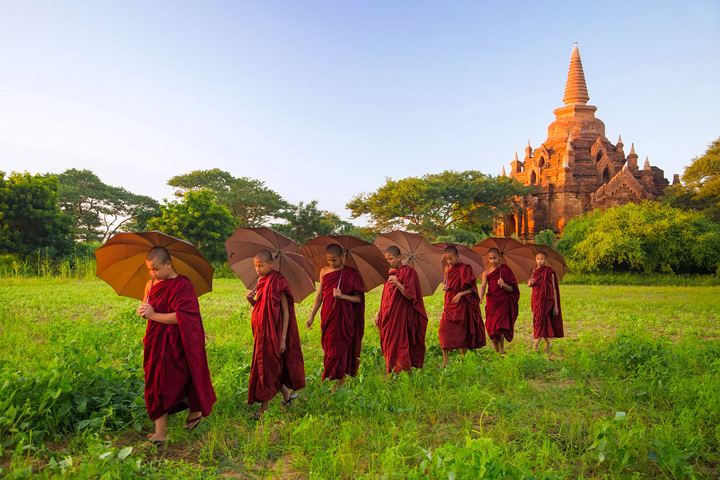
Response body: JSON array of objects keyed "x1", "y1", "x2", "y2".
[
  {"x1": 246, "y1": 250, "x2": 305, "y2": 419},
  {"x1": 306, "y1": 244, "x2": 365, "y2": 392},
  {"x1": 137, "y1": 247, "x2": 216, "y2": 445},
  {"x1": 375, "y1": 246, "x2": 428, "y2": 374},
  {"x1": 528, "y1": 251, "x2": 564, "y2": 352},
  {"x1": 438, "y1": 246, "x2": 485, "y2": 367},
  {"x1": 480, "y1": 248, "x2": 519, "y2": 355}
]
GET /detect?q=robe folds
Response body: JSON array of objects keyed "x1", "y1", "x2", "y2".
[
  {"x1": 439, "y1": 262, "x2": 485, "y2": 350},
  {"x1": 484, "y1": 264, "x2": 520, "y2": 342},
  {"x1": 320, "y1": 266, "x2": 365, "y2": 380},
  {"x1": 248, "y1": 271, "x2": 306, "y2": 404},
  {"x1": 143, "y1": 275, "x2": 216, "y2": 421},
  {"x1": 530, "y1": 266, "x2": 564, "y2": 339},
  {"x1": 377, "y1": 265, "x2": 428, "y2": 372}
]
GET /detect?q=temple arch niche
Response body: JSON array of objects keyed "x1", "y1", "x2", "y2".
[{"x1": 602, "y1": 166, "x2": 610, "y2": 183}]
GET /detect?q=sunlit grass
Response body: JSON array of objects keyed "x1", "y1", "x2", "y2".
[{"x1": 1, "y1": 277, "x2": 719, "y2": 478}]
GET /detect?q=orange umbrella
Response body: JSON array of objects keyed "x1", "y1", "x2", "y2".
[
  {"x1": 374, "y1": 231, "x2": 444, "y2": 297},
  {"x1": 301, "y1": 235, "x2": 389, "y2": 292},
  {"x1": 94, "y1": 231, "x2": 214, "y2": 300},
  {"x1": 529, "y1": 244, "x2": 569, "y2": 281},
  {"x1": 471, "y1": 237, "x2": 536, "y2": 282},
  {"x1": 432, "y1": 242, "x2": 486, "y2": 279},
  {"x1": 224, "y1": 227, "x2": 316, "y2": 303}
]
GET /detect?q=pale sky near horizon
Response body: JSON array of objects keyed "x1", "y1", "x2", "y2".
[{"x1": 1, "y1": 1, "x2": 719, "y2": 222}]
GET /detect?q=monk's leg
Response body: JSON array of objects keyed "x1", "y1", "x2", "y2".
[
  {"x1": 331, "y1": 377, "x2": 345, "y2": 393},
  {"x1": 440, "y1": 349, "x2": 450, "y2": 367},
  {"x1": 544, "y1": 338, "x2": 552, "y2": 352},
  {"x1": 460, "y1": 348, "x2": 467, "y2": 356},
  {"x1": 533, "y1": 337, "x2": 542, "y2": 351},
  {"x1": 498, "y1": 337, "x2": 506, "y2": 355},
  {"x1": 148, "y1": 413, "x2": 168, "y2": 442},
  {"x1": 491, "y1": 338, "x2": 500, "y2": 352}
]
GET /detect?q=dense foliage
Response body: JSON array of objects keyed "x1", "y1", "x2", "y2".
[
  {"x1": 168, "y1": 169, "x2": 288, "y2": 227},
  {"x1": 0, "y1": 171, "x2": 73, "y2": 257},
  {"x1": 664, "y1": 136, "x2": 720, "y2": 223},
  {"x1": 557, "y1": 202, "x2": 720, "y2": 274},
  {"x1": 147, "y1": 190, "x2": 236, "y2": 264},
  {"x1": 55, "y1": 169, "x2": 160, "y2": 242},
  {"x1": 347, "y1": 170, "x2": 529, "y2": 240},
  {"x1": 271, "y1": 200, "x2": 354, "y2": 245}
]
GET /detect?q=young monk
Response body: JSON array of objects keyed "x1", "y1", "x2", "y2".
[
  {"x1": 374, "y1": 246, "x2": 428, "y2": 373},
  {"x1": 245, "y1": 250, "x2": 305, "y2": 419},
  {"x1": 480, "y1": 247, "x2": 520, "y2": 355},
  {"x1": 306, "y1": 243, "x2": 365, "y2": 392},
  {"x1": 527, "y1": 251, "x2": 564, "y2": 352},
  {"x1": 438, "y1": 245, "x2": 485, "y2": 367},
  {"x1": 137, "y1": 246, "x2": 216, "y2": 445}
]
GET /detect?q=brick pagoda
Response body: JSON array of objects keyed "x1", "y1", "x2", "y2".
[{"x1": 496, "y1": 45, "x2": 670, "y2": 240}]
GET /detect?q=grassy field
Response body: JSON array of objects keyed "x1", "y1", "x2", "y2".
[{"x1": 1, "y1": 277, "x2": 720, "y2": 479}]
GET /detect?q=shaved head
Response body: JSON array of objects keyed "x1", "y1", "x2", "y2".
[
  {"x1": 488, "y1": 247, "x2": 501, "y2": 256},
  {"x1": 444, "y1": 245, "x2": 458, "y2": 256},
  {"x1": 147, "y1": 246, "x2": 171, "y2": 264},
  {"x1": 535, "y1": 251, "x2": 547, "y2": 259},
  {"x1": 326, "y1": 243, "x2": 343, "y2": 256},
  {"x1": 385, "y1": 245, "x2": 401, "y2": 257},
  {"x1": 254, "y1": 249, "x2": 273, "y2": 263}
]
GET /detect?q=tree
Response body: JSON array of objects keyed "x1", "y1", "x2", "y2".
[
  {"x1": 168, "y1": 169, "x2": 288, "y2": 227},
  {"x1": 147, "y1": 190, "x2": 235, "y2": 264},
  {"x1": 347, "y1": 170, "x2": 530, "y2": 240},
  {"x1": 0, "y1": 171, "x2": 73, "y2": 257},
  {"x1": 663, "y1": 136, "x2": 720, "y2": 223},
  {"x1": 271, "y1": 200, "x2": 354, "y2": 245},
  {"x1": 534, "y1": 229, "x2": 557, "y2": 247},
  {"x1": 55, "y1": 169, "x2": 160, "y2": 242},
  {"x1": 556, "y1": 202, "x2": 720, "y2": 274}
]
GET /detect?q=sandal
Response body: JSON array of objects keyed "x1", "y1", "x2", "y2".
[
  {"x1": 183, "y1": 415, "x2": 202, "y2": 430},
  {"x1": 281, "y1": 392, "x2": 299, "y2": 407}
]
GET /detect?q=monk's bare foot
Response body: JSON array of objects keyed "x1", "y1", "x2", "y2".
[
  {"x1": 141, "y1": 432, "x2": 167, "y2": 447},
  {"x1": 249, "y1": 411, "x2": 263, "y2": 420}
]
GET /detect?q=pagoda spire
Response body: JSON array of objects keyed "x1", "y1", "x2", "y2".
[
  {"x1": 563, "y1": 44, "x2": 590, "y2": 106},
  {"x1": 502, "y1": 165, "x2": 507, "y2": 177}
]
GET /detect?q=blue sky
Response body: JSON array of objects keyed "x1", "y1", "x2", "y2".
[{"x1": 1, "y1": 1, "x2": 718, "y2": 221}]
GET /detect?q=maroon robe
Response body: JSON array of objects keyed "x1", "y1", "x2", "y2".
[
  {"x1": 530, "y1": 266, "x2": 564, "y2": 339},
  {"x1": 377, "y1": 265, "x2": 428, "y2": 372},
  {"x1": 484, "y1": 264, "x2": 520, "y2": 342},
  {"x1": 439, "y1": 262, "x2": 485, "y2": 350},
  {"x1": 320, "y1": 266, "x2": 365, "y2": 380},
  {"x1": 248, "y1": 270, "x2": 306, "y2": 404},
  {"x1": 144, "y1": 275, "x2": 216, "y2": 421}
]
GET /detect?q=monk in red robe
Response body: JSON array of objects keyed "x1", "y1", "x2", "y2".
[
  {"x1": 375, "y1": 246, "x2": 428, "y2": 373},
  {"x1": 438, "y1": 245, "x2": 485, "y2": 367},
  {"x1": 137, "y1": 246, "x2": 216, "y2": 445},
  {"x1": 307, "y1": 243, "x2": 365, "y2": 391},
  {"x1": 245, "y1": 250, "x2": 305, "y2": 418},
  {"x1": 527, "y1": 250, "x2": 563, "y2": 352},
  {"x1": 480, "y1": 247, "x2": 520, "y2": 355}
]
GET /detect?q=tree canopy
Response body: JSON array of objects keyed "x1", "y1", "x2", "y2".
[
  {"x1": 663, "y1": 136, "x2": 720, "y2": 223},
  {"x1": 167, "y1": 169, "x2": 288, "y2": 227},
  {"x1": 557, "y1": 201, "x2": 720, "y2": 274},
  {"x1": 147, "y1": 190, "x2": 236, "y2": 264},
  {"x1": 55, "y1": 169, "x2": 160, "y2": 242},
  {"x1": 346, "y1": 170, "x2": 529, "y2": 240},
  {"x1": 0, "y1": 171, "x2": 73, "y2": 257},
  {"x1": 270, "y1": 200, "x2": 358, "y2": 245}
]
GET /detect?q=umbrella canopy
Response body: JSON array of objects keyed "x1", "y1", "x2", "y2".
[
  {"x1": 94, "y1": 231, "x2": 214, "y2": 301},
  {"x1": 471, "y1": 237, "x2": 536, "y2": 282},
  {"x1": 529, "y1": 243, "x2": 569, "y2": 281},
  {"x1": 224, "y1": 227, "x2": 316, "y2": 303},
  {"x1": 432, "y1": 242, "x2": 486, "y2": 279},
  {"x1": 301, "y1": 235, "x2": 389, "y2": 292},
  {"x1": 374, "y1": 231, "x2": 444, "y2": 297}
]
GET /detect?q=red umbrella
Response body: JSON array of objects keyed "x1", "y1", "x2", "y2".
[
  {"x1": 94, "y1": 231, "x2": 214, "y2": 300},
  {"x1": 529, "y1": 243, "x2": 569, "y2": 281},
  {"x1": 224, "y1": 227, "x2": 316, "y2": 303},
  {"x1": 432, "y1": 242, "x2": 486, "y2": 279},
  {"x1": 471, "y1": 237, "x2": 536, "y2": 282},
  {"x1": 301, "y1": 235, "x2": 389, "y2": 292},
  {"x1": 374, "y1": 231, "x2": 444, "y2": 297}
]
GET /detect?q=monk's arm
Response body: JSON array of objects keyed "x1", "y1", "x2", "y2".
[
  {"x1": 144, "y1": 309, "x2": 178, "y2": 325},
  {"x1": 479, "y1": 273, "x2": 488, "y2": 299},
  {"x1": 390, "y1": 277, "x2": 411, "y2": 299},
  {"x1": 501, "y1": 283, "x2": 514, "y2": 293},
  {"x1": 552, "y1": 274, "x2": 559, "y2": 311},
  {"x1": 338, "y1": 290, "x2": 362, "y2": 304},
  {"x1": 280, "y1": 292, "x2": 289, "y2": 352},
  {"x1": 307, "y1": 280, "x2": 324, "y2": 328}
]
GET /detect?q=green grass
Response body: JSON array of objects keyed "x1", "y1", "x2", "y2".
[{"x1": 1, "y1": 277, "x2": 720, "y2": 478}]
